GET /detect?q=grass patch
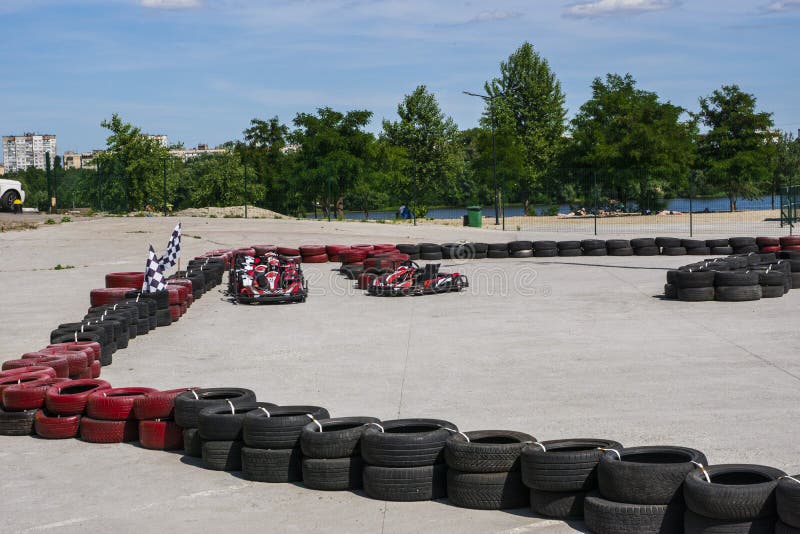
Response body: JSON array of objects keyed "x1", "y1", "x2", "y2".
[
  {"x1": 61, "y1": 216, "x2": 72, "y2": 223},
  {"x1": 44, "y1": 218, "x2": 56, "y2": 225},
  {"x1": 53, "y1": 264, "x2": 75, "y2": 270}
]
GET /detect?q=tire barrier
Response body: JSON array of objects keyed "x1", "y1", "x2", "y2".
[
  {"x1": 2, "y1": 242, "x2": 799, "y2": 531},
  {"x1": 665, "y1": 250, "x2": 798, "y2": 302}
]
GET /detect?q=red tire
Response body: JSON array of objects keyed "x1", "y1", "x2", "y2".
[
  {"x1": 80, "y1": 417, "x2": 138, "y2": 443},
  {"x1": 284, "y1": 255, "x2": 302, "y2": 263},
  {"x1": 373, "y1": 243, "x2": 396, "y2": 252},
  {"x1": 49, "y1": 341, "x2": 101, "y2": 362},
  {"x1": 0, "y1": 372, "x2": 53, "y2": 401},
  {"x1": 0, "y1": 366, "x2": 56, "y2": 380},
  {"x1": 169, "y1": 304, "x2": 181, "y2": 321},
  {"x1": 3, "y1": 356, "x2": 69, "y2": 378},
  {"x1": 168, "y1": 278, "x2": 193, "y2": 295},
  {"x1": 90, "y1": 360, "x2": 101, "y2": 378},
  {"x1": 3, "y1": 377, "x2": 69, "y2": 411},
  {"x1": 105, "y1": 272, "x2": 145, "y2": 289},
  {"x1": 302, "y1": 254, "x2": 328, "y2": 263},
  {"x1": 34, "y1": 410, "x2": 81, "y2": 439},
  {"x1": 90, "y1": 287, "x2": 137, "y2": 307},
  {"x1": 139, "y1": 420, "x2": 184, "y2": 450},
  {"x1": 133, "y1": 388, "x2": 198, "y2": 420},
  {"x1": 325, "y1": 245, "x2": 350, "y2": 262},
  {"x1": 760, "y1": 245, "x2": 781, "y2": 253},
  {"x1": 252, "y1": 244, "x2": 277, "y2": 255},
  {"x1": 77, "y1": 368, "x2": 93, "y2": 379},
  {"x1": 166, "y1": 287, "x2": 183, "y2": 305},
  {"x1": 780, "y1": 236, "x2": 800, "y2": 247},
  {"x1": 232, "y1": 248, "x2": 256, "y2": 257},
  {"x1": 86, "y1": 387, "x2": 158, "y2": 420},
  {"x1": 784, "y1": 245, "x2": 800, "y2": 252},
  {"x1": 277, "y1": 246, "x2": 300, "y2": 256},
  {"x1": 45, "y1": 379, "x2": 112, "y2": 415},
  {"x1": 352, "y1": 244, "x2": 374, "y2": 251},
  {"x1": 299, "y1": 245, "x2": 326, "y2": 256},
  {"x1": 32, "y1": 349, "x2": 89, "y2": 375},
  {"x1": 340, "y1": 250, "x2": 368, "y2": 264},
  {"x1": 756, "y1": 237, "x2": 780, "y2": 246}
]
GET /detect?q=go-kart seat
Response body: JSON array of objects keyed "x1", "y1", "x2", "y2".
[{"x1": 415, "y1": 263, "x2": 440, "y2": 281}]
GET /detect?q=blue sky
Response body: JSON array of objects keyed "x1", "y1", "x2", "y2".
[{"x1": 1, "y1": 0, "x2": 798, "y2": 158}]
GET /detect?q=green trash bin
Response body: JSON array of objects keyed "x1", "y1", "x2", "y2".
[{"x1": 466, "y1": 206, "x2": 482, "y2": 228}]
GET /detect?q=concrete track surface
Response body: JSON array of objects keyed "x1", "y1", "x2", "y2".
[{"x1": 1, "y1": 217, "x2": 798, "y2": 534}]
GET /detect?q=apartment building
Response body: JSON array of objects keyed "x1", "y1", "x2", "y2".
[
  {"x1": 63, "y1": 150, "x2": 102, "y2": 170},
  {"x1": 169, "y1": 143, "x2": 227, "y2": 162},
  {"x1": 2, "y1": 134, "x2": 57, "y2": 172}
]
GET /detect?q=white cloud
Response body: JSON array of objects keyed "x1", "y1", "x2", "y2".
[
  {"x1": 139, "y1": 0, "x2": 202, "y2": 9},
  {"x1": 764, "y1": 0, "x2": 800, "y2": 11},
  {"x1": 565, "y1": 0, "x2": 676, "y2": 18},
  {"x1": 468, "y1": 10, "x2": 522, "y2": 23}
]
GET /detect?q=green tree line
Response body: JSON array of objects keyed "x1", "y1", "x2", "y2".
[{"x1": 6, "y1": 42, "x2": 800, "y2": 215}]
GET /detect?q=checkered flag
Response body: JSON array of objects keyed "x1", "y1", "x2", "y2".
[
  {"x1": 142, "y1": 244, "x2": 167, "y2": 293},
  {"x1": 161, "y1": 222, "x2": 181, "y2": 269}
]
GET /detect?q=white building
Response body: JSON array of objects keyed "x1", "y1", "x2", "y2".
[
  {"x1": 2, "y1": 134, "x2": 57, "y2": 172},
  {"x1": 147, "y1": 134, "x2": 169, "y2": 148},
  {"x1": 169, "y1": 143, "x2": 227, "y2": 162}
]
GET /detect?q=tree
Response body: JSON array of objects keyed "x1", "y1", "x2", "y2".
[
  {"x1": 569, "y1": 73, "x2": 695, "y2": 212},
  {"x1": 485, "y1": 42, "x2": 567, "y2": 212},
  {"x1": 291, "y1": 107, "x2": 373, "y2": 218},
  {"x1": 95, "y1": 114, "x2": 170, "y2": 212},
  {"x1": 382, "y1": 85, "x2": 465, "y2": 206},
  {"x1": 695, "y1": 84, "x2": 774, "y2": 211},
  {"x1": 243, "y1": 117, "x2": 290, "y2": 211}
]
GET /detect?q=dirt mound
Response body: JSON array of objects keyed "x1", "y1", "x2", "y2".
[{"x1": 173, "y1": 205, "x2": 287, "y2": 219}]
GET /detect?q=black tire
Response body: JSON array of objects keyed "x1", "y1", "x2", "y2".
[
  {"x1": 0, "y1": 407, "x2": 36, "y2": 436},
  {"x1": 662, "y1": 247, "x2": 687, "y2": 256},
  {"x1": 664, "y1": 284, "x2": 677, "y2": 299},
  {"x1": 521, "y1": 438, "x2": 623, "y2": 492},
  {"x1": 418, "y1": 243, "x2": 441, "y2": 254},
  {"x1": 684, "y1": 464, "x2": 785, "y2": 521},
  {"x1": 362, "y1": 463, "x2": 447, "y2": 501},
  {"x1": 598, "y1": 445, "x2": 707, "y2": 505},
  {"x1": 183, "y1": 428, "x2": 202, "y2": 457},
  {"x1": 420, "y1": 252, "x2": 443, "y2": 261},
  {"x1": 198, "y1": 403, "x2": 276, "y2": 441},
  {"x1": 714, "y1": 285, "x2": 762, "y2": 302},
  {"x1": 299, "y1": 416, "x2": 380, "y2": 459},
  {"x1": 581, "y1": 239, "x2": 606, "y2": 251},
  {"x1": 242, "y1": 405, "x2": 330, "y2": 449},
  {"x1": 302, "y1": 456, "x2": 364, "y2": 490},
  {"x1": 138, "y1": 289, "x2": 170, "y2": 310},
  {"x1": 777, "y1": 476, "x2": 800, "y2": 527},
  {"x1": 730, "y1": 237, "x2": 757, "y2": 248},
  {"x1": 558, "y1": 249, "x2": 583, "y2": 257},
  {"x1": 655, "y1": 237, "x2": 682, "y2": 248},
  {"x1": 687, "y1": 247, "x2": 712, "y2": 256},
  {"x1": 508, "y1": 241, "x2": 534, "y2": 252},
  {"x1": 584, "y1": 248, "x2": 608, "y2": 256},
  {"x1": 678, "y1": 287, "x2": 715, "y2": 302},
  {"x1": 681, "y1": 239, "x2": 706, "y2": 249},
  {"x1": 241, "y1": 446, "x2": 302, "y2": 482},
  {"x1": 715, "y1": 271, "x2": 759, "y2": 287},
  {"x1": 444, "y1": 430, "x2": 535, "y2": 473},
  {"x1": 396, "y1": 244, "x2": 420, "y2": 255},
  {"x1": 510, "y1": 250, "x2": 533, "y2": 258},
  {"x1": 635, "y1": 246, "x2": 661, "y2": 256},
  {"x1": 605, "y1": 239, "x2": 630, "y2": 250},
  {"x1": 776, "y1": 520, "x2": 800, "y2": 534},
  {"x1": 608, "y1": 248, "x2": 634, "y2": 256},
  {"x1": 630, "y1": 238, "x2": 656, "y2": 248},
  {"x1": 136, "y1": 318, "x2": 150, "y2": 335},
  {"x1": 705, "y1": 238, "x2": 730, "y2": 248},
  {"x1": 533, "y1": 249, "x2": 558, "y2": 257},
  {"x1": 487, "y1": 243, "x2": 509, "y2": 251},
  {"x1": 675, "y1": 271, "x2": 715, "y2": 288},
  {"x1": 711, "y1": 246, "x2": 734, "y2": 255},
  {"x1": 557, "y1": 241, "x2": 581, "y2": 250},
  {"x1": 472, "y1": 243, "x2": 488, "y2": 253},
  {"x1": 447, "y1": 469, "x2": 528, "y2": 510},
  {"x1": 173, "y1": 388, "x2": 257, "y2": 429},
  {"x1": 452, "y1": 243, "x2": 477, "y2": 259},
  {"x1": 533, "y1": 241, "x2": 558, "y2": 251},
  {"x1": 792, "y1": 273, "x2": 800, "y2": 289},
  {"x1": 487, "y1": 250, "x2": 510, "y2": 259},
  {"x1": 666, "y1": 270, "x2": 680, "y2": 285},
  {"x1": 683, "y1": 509, "x2": 776, "y2": 534},
  {"x1": 758, "y1": 271, "x2": 785, "y2": 286},
  {"x1": 734, "y1": 245, "x2": 760, "y2": 254},
  {"x1": 530, "y1": 489, "x2": 587, "y2": 519},
  {"x1": 361, "y1": 418, "x2": 457, "y2": 467},
  {"x1": 584, "y1": 492, "x2": 684, "y2": 534},
  {"x1": 761, "y1": 285, "x2": 784, "y2": 298},
  {"x1": 201, "y1": 440, "x2": 243, "y2": 471},
  {"x1": 0, "y1": 189, "x2": 19, "y2": 211},
  {"x1": 156, "y1": 308, "x2": 172, "y2": 327}
]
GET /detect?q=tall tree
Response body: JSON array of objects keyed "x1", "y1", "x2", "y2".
[
  {"x1": 771, "y1": 131, "x2": 800, "y2": 208},
  {"x1": 695, "y1": 84, "x2": 774, "y2": 211},
  {"x1": 291, "y1": 107, "x2": 373, "y2": 218},
  {"x1": 485, "y1": 42, "x2": 567, "y2": 213},
  {"x1": 242, "y1": 116, "x2": 290, "y2": 211},
  {"x1": 570, "y1": 73, "x2": 695, "y2": 211},
  {"x1": 382, "y1": 85, "x2": 464, "y2": 205},
  {"x1": 95, "y1": 114, "x2": 170, "y2": 212}
]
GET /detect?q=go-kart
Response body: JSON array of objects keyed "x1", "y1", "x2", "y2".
[
  {"x1": 367, "y1": 261, "x2": 468, "y2": 296},
  {"x1": 232, "y1": 252, "x2": 308, "y2": 304}
]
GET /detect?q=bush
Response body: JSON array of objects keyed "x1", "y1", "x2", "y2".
[
  {"x1": 60, "y1": 216, "x2": 72, "y2": 223},
  {"x1": 413, "y1": 205, "x2": 428, "y2": 219},
  {"x1": 44, "y1": 218, "x2": 56, "y2": 225}
]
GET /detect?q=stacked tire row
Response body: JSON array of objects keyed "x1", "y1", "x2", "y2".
[{"x1": 665, "y1": 250, "x2": 798, "y2": 302}]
